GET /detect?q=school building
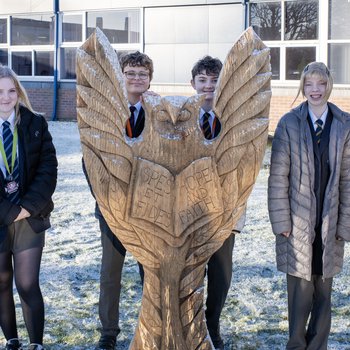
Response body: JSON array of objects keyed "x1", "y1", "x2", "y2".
[{"x1": 0, "y1": 0, "x2": 349, "y2": 132}]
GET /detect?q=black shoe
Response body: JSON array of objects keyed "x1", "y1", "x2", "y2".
[
  {"x1": 212, "y1": 336, "x2": 224, "y2": 350},
  {"x1": 5, "y1": 339, "x2": 23, "y2": 350},
  {"x1": 95, "y1": 335, "x2": 116, "y2": 350}
]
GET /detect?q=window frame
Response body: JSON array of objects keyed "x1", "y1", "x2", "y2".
[
  {"x1": 9, "y1": 46, "x2": 55, "y2": 80},
  {"x1": 0, "y1": 16, "x2": 10, "y2": 66},
  {"x1": 61, "y1": 11, "x2": 84, "y2": 44},
  {"x1": 249, "y1": 0, "x2": 325, "y2": 86},
  {"x1": 327, "y1": 0, "x2": 350, "y2": 86},
  {"x1": 10, "y1": 13, "x2": 55, "y2": 46},
  {"x1": 59, "y1": 9, "x2": 143, "y2": 82}
]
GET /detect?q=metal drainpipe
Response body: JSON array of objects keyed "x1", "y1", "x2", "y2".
[
  {"x1": 51, "y1": 0, "x2": 59, "y2": 121},
  {"x1": 242, "y1": 0, "x2": 249, "y2": 29}
]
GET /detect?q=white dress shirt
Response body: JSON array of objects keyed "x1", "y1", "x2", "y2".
[{"x1": 308, "y1": 106, "x2": 328, "y2": 131}]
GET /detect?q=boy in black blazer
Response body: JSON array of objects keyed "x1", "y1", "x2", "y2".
[
  {"x1": 191, "y1": 56, "x2": 245, "y2": 350},
  {"x1": 89, "y1": 51, "x2": 154, "y2": 350}
]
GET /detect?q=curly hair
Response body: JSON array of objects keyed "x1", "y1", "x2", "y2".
[
  {"x1": 191, "y1": 56, "x2": 222, "y2": 79},
  {"x1": 119, "y1": 51, "x2": 154, "y2": 81}
]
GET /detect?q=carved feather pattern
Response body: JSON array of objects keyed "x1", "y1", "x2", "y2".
[{"x1": 77, "y1": 27, "x2": 271, "y2": 349}]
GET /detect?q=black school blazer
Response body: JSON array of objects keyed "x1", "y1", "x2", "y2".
[{"x1": 0, "y1": 106, "x2": 58, "y2": 242}]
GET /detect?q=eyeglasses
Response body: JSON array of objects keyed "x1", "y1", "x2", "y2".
[{"x1": 124, "y1": 71, "x2": 149, "y2": 80}]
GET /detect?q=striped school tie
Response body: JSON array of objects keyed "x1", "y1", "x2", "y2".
[
  {"x1": 2, "y1": 121, "x2": 20, "y2": 203},
  {"x1": 315, "y1": 119, "x2": 323, "y2": 145},
  {"x1": 202, "y1": 112, "x2": 212, "y2": 140}
]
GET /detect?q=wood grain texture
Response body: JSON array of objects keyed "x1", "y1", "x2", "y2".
[{"x1": 77, "y1": 27, "x2": 271, "y2": 349}]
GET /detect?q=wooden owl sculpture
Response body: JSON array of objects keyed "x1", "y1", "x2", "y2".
[{"x1": 76, "y1": 27, "x2": 271, "y2": 350}]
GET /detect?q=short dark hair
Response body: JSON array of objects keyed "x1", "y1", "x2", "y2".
[
  {"x1": 119, "y1": 51, "x2": 154, "y2": 80},
  {"x1": 191, "y1": 55, "x2": 223, "y2": 80}
]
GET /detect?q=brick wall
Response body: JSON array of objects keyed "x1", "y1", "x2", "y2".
[
  {"x1": 24, "y1": 81, "x2": 76, "y2": 121},
  {"x1": 23, "y1": 82, "x2": 350, "y2": 130}
]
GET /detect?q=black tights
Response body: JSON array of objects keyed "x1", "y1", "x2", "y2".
[{"x1": 0, "y1": 247, "x2": 44, "y2": 344}]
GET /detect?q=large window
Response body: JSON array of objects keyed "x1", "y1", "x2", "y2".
[
  {"x1": 59, "y1": 9, "x2": 141, "y2": 80},
  {"x1": 0, "y1": 18, "x2": 7, "y2": 44},
  {"x1": 60, "y1": 47, "x2": 76, "y2": 79},
  {"x1": 286, "y1": 47, "x2": 316, "y2": 80},
  {"x1": 269, "y1": 47, "x2": 280, "y2": 80},
  {"x1": 250, "y1": 2, "x2": 281, "y2": 40},
  {"x1": 0, "y1": 18, "x2": 8, "y2": 66},
  {"x1": 284, "y1": 1, "x2": 318, "y2": 40},
  {"x1": 12, "y1": 51, "x2": 32, "y2": 76},
  {"x1": 62, "y1": 14, "x2": 82, "y2": 42},
  {"x1": 328, "y1": 0, "x2": 350, "y2": 84},
  {"x1": 0, "y1": 14, "x2": 56, "y2": 78},
  {"x1": 328, "y1": 43, "x2": 350, "y2": 85},
  {"x1": 11, "y1": 14, "x2": 54, "y2": 45},
  {"x1": 35, "y1": 51, "x2": 54, "y2": 76},
  {"x1": 0, "y1": 49, "x2": 8, "y2": 65},
  {"x1": 250, "y1": 0, "x2": 318, "y2": 81},
  {"x1": 0, "y1": 2, "x2": 348, "y2": 86},
  {"x1": 328, "y1": 0, "x2": 350, "y2": 40}
]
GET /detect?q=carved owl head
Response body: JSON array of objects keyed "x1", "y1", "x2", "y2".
[{"x1": 131, "y1": 94, "x2": 218, "y2": 174}]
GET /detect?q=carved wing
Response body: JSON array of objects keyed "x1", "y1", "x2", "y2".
[
  {"x1": 213, "y1": 26, "x2": 271, "y2": 241},
  {"x1": 173, "y1": 30, "x2": 271, "y2": 348},
  {"x1": 76, "y1": 28, "x2": 141, "y2": 248}
]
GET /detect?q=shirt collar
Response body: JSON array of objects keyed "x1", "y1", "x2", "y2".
[
  {"x1": 308, "y1": 106, "x2": 328, "y2": 128},
  {"x1": 0, "y1": 110, "x2": 16, "y2": 131},
  {"x1": 128, "y1": 101, "x2": 142, "y2": 114}
]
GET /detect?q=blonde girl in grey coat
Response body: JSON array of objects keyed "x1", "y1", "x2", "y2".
[{"x1": 268, "y1": 62, "x2": 350, "y2": 350}]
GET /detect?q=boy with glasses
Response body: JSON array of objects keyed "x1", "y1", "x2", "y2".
[
  {"x1": 121, "y1": 52, "x2": 154, "y2": 138},
  {"x1": 88, "y1": 51, "x2": 154, "y2": 350}
]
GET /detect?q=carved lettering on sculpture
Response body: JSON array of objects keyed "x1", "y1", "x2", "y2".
[
  {"x1": 131, "y1": 159, "x2": 173, "y2": 232},
  {"x1": 179, "y1": 168, "x2": 216, "y2": 225},
  {"x1": 129, "y1": 158, "x2": 223, "y2": 237},
  {"x1": 175, "y1": 158, "x2": 224, "y2": 236}
]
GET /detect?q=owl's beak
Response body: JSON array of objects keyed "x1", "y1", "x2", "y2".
[{"x1": 170, "y1": 113, "x2": 178, "y2": 125}]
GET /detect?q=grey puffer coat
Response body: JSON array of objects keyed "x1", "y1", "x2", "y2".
[{"x1": 268, "y1": 101, "x2": 350, "y2": 281}]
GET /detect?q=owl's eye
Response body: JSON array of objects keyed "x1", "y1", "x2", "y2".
[
  {"x1": 156, "y1": 110, "x2": 169, "y2": 122},
  {"x1": 178, "y1": 109, "x2": 191, "y2": 122}
]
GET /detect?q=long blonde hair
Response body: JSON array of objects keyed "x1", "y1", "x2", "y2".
[
  {"x1": 293, "y1": 62, "x2": 333, "y2": 106},
  {"x1": 0, "y1": 65, "x2": 36, "y2": 124}
]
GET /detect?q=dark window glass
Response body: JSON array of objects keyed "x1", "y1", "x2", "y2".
[
  {"x1": 285, "y1": 47, "x2": 316, "y2": 80},
  {"x1": 285, "y1": 0, "x2": 318, "y2": 40},
  {"x1": 87, "y1": 10, "x2": 140, "y2": 43},
  {"x1": 62, "y1": 14, "x2": 82, "y2": 42},
  {"x1": 0, "y1": 18, "x2": 7, "y2": 43},
  {"x1": 60, "y1": 47, "x2": 76, "y2": 79},
  {"x1": 250, "y1": 2, "x2": 281, "y2": 40},
  {"x1": 270, "y1": 47, "x2": 280, "y2": 80},
  {"x1": 35, "y1": 51, "x2": 54, "y2": 76},
  {"x1": 328, "y1": 0, "x2": 350, "y2": 40},
  {"x1": 12, "y1": 51, "x2": 32, "y2": 76},
  {"x1": 328, "y1": 43, "x2": 350, "y2": 84},
  {"x1": 11, "y1": 14, "x2": 54, "y2": 45},
  {"x1": 0, "y1": 49, "x2": 8, "y2": 65}
]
